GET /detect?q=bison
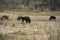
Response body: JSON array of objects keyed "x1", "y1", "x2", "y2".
[
  {"x1": 49, "y1": 16, "x2": 56, "y2": 21},
  {"x1": 0, "y1": 15, "x2": 9, "y2": 21},
  {"x1": 17, "y1": 16, "x2": 31, "y2": 23}
]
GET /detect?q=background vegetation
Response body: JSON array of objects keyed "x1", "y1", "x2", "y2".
[
  {"x1": 0, "y1": 0, "x2": 60, "y2": 40},
  {"x1": 0, "y1": 0, "x2": 60, "y2": 12}
]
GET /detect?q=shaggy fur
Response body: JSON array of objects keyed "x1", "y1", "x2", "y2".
[
  {"x1": 49, "y1": 16, "x2": 56, "y2": 21},
  {"x1": 17, "y1": 16, "x2": 31, "y2": 23},
  {"x1": 0, "y1": 15, "x2": 9, "y2": 21}
]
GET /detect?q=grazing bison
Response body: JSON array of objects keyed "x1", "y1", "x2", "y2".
[
  {"x1": 17, "y1": 16, "x2": 31, "y2": 23},
  {"x1": 49, "y1": 16, "x2": 56, "y2": 21},
  {"x1": 0, "y1": 15, "x2": 9, "y2": 21}
]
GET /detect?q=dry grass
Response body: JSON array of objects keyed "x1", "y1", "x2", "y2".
[
  {"x1": 0, "y1": 21, "x2": 60, "y2": 40},
  {"x1": 0, "y1": 12, "x2": 60, "y2": 40}
]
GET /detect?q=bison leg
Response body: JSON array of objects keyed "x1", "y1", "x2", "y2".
[
  {"x1": 28, "y1": 20, "x2": 31, "y2": 23},
  {"x1": 53, "y1": 18, "x2": 56, "y2": 21},
  {"x1": 21, "y1": 20, "x2": 24, "y2": 23},
  {"x1": 26, "y1": 20, "x2": 31, "y2": 23},
  {"x1": 26, "y1": 20, "x2": 28, "y2": 23}
]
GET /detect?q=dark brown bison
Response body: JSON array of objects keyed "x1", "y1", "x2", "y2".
[
  {"x1": 17, "y1": 16, "x2": 31, "y2": 23},
  {"x1": 0, "y1": 15, "x2": 9, "y2": 21},
  {"x1": 49, "y1": 16, "x2": 56, "y2": 21}
]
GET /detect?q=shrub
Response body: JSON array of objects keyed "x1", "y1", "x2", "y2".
[{"x1": 18, "y1": 4, "x2": 25, "y2": 10}]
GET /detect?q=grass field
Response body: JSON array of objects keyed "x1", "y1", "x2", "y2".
[
  {"x1": 0, "y1": 11, "x2": 60, "y2": 40},
  {"x1": 2, "y1": 11, "x2": 60, "y2": 16},
  {"x1": 1, "y1": 21, "x2": 60, "y2": 40}
]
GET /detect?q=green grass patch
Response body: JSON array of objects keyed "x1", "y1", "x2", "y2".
[{"x1": 3, "y1": 11, "x2": 60, "y2": 16}]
